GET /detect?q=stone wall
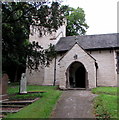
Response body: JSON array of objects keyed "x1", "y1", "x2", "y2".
[
  {"x1": 43, "y1": 59, "x2": 55, "y2": 85},
  {"x1": 26, "y1": 23, "x2": 66, "y2": 85},
  {"x1": 90, "y1": 50, "x2": 117, "y2": 86},
  {"x1": 26, "y1": 47, "x2": 118, "y2": 87},
  {"x1": 57, "y1": 43, "x2": 96, "y2": 89},
  {"x1": 29, "y1": 24, "x2": 66, "y2": 49},
  {"x1": 26, "y1": 65, "x2": 44, "y2": 85}
]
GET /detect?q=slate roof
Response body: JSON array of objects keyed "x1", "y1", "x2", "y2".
[{"x1": 55, "y1": 33, "x2": 119, "y2": 52}]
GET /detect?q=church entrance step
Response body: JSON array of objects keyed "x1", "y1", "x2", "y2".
[{"x1": 67, "y1": 88, "x2": 86, "y2": 90}]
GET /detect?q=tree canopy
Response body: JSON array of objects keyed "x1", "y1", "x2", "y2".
[
  {"x1": 2, "y1": 2, "x2": 66, "y2": 81},
  {"x1": 63, "y1": 6, "x2": 89, "y2": 36}
]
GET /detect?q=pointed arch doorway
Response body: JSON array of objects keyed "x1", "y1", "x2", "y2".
[{"x1": 66, "y1": 61, "x2": 87, "y2": 89}]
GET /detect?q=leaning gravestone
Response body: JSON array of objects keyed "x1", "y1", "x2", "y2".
[
  {"x1": 20, "y1": 73, "x2": 27, "y2": 94},
  {"x1": 0, "y1": 74, "x2": 9, "y2": 101}
]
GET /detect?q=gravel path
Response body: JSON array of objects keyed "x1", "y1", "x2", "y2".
[{"x1": 51, "y1": 90, "x2": 97, "y2": 118}]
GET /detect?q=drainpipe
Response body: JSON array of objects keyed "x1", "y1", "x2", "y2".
[
  {"x1": 95, "y1": 62, "x2": 98, "y2": 87},
  {"x1": 53, "y1": 57, "x2": 56, "y2": 86}
]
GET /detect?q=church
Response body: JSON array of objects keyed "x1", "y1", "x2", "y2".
[{"x1": 26, "y1": 24, "x2": 119, "y2": 89}]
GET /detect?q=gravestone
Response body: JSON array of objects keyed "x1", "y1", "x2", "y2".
[
  {"x1": 20, "y1": 73, "x2": 27, "y2": 94},
  {"x1": 0, "y1": 74, "x2": 9, "y2": 101}
]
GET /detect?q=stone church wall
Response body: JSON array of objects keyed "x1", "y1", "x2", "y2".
[
  {"x1": 26, "y1": 65, "x2": 44, "y2": 85},
  {"x1": 90, "y1": 50, "x2": 117, "y2": 86},
  {"x1": 42, "y1": 55, "x2": 62, "y2": 86},
  {"x1": 43, "y1": 59, "x2": 55, "y2": 85},
  {"x1": 26, "y1": 24, "x2": 66, "y2": 85},
  {"x1": 57, "y1": 44, "x2": 97, "y2": 89},
  {"x1": 29, "y1": 24, "x2": 66, "y2": 49}
]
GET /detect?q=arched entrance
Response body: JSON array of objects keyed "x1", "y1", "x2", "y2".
[{"x1": 67, "y1": 61, "x2": 87, "y2": 88}]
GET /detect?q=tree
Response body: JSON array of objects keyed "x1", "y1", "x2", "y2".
[
  {"x1": 63, "y1": 6, "x2": 89, "y2": 36},
  {"x1": 2, "y1": 2, "x2": 66, "y2": 82}
]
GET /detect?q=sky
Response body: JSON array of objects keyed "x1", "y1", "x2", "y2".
[{"x1": 61, "y1": 0, "x2": 118, "y2": 35}]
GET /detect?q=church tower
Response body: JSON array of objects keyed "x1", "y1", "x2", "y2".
[{"x1": 26, "y1": 22, "x2": 66, "y2": 85}]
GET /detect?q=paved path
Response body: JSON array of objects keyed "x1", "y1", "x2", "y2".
[{"x1": 51, "y1": 90, "x2": 97, "y2": 118}]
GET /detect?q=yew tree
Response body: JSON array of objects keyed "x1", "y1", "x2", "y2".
[{"x1": 2, "y1": 2, "x2": 66, "y2": 82}]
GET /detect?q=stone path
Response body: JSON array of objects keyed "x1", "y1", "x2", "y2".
[{"x1": 51, "y1": 90, "x2": 97, "y2": 118}]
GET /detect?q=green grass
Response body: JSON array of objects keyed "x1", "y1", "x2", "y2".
[
  {"x1": 92, "y1": 87, "x2": 117, "y2": 119},
  {"x1": 4, "y1": 84, "x2": 62, "y2": 119},
  {"x1": 9, "y1": 92, "x2": 42, "y2": 100},
  {"x1": 92, "y1": 87, "x2": 117, "y2": 95},
  {"x1": 7, "y1": 84, "x2": 47, "y2": 100}
]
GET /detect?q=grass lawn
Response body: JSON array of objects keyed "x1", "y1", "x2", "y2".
[
  {"x1": 4, "y1": 83, "x2": 62, "y2": 119},
  {"x1": 92, "y1": 87, "x2": 117, "y2": 119}
]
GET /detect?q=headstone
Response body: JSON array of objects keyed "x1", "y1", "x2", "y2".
[
  {"x1": 20, "y1": 73, "x2": 27, "y2": 94},
  {"x1": 0, "y1": 74, "x2": 9, "y2": 101}
]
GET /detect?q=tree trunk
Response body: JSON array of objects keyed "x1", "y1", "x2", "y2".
[{"x1": 14, "y1": 66, "x2": 19, "y2": 82}]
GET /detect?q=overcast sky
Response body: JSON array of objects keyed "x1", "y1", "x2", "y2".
[{"x1": 61, "y1": 0, "x2": 118, "y2": 35}]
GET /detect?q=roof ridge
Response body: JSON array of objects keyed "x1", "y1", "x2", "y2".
[{"x1": 65, "y1": 33, "x2": 118, "y2": 38}]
